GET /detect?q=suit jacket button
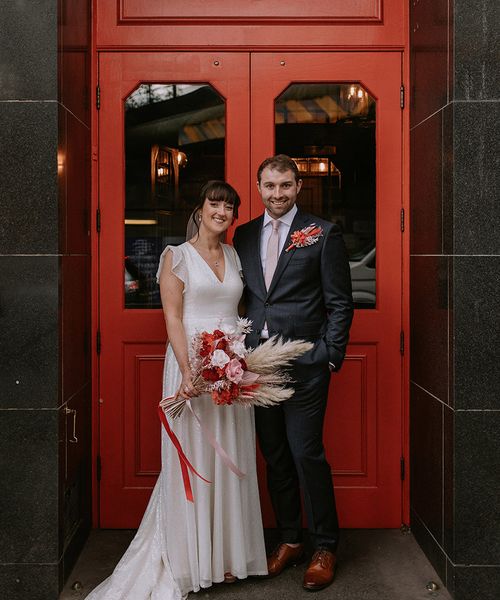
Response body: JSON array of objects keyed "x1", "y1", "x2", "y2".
[{"x1": 264, "y1": 302, "x2": 269, "y2": 307}]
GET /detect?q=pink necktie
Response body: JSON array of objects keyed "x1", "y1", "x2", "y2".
[{"x1": 265, "y1": 219, "x2": 280, "y2": 289}]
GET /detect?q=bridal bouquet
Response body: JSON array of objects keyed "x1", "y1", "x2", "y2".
[{"x1": 161, "y1": 318, "x2": 312, "y2": 418}]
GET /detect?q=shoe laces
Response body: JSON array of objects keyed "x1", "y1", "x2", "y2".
[
  {"x1": 270, "y1": 543, "x2": 287, "y2": 558},
  {"x1": 312, "y1": 549, "x2": 332, "y2": 569}
]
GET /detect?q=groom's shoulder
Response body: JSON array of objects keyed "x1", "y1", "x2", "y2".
[
  {"x1": 235, "y1": 215, "x2": 262, "y2": 235},
  {"x1": 300, "y1": 212, "x2": 337, "y2": 234}
]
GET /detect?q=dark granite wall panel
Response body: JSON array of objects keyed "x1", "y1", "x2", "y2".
[
  {"x1": 454, "y1": 0, "x2": 500, "y2": 101},
  {"x1": 410, "y1": 0, "x2": 448, "y2": 126},
  {"x1": 410, "y1": 112, "x2": 443, "y2": 254},
  {"x1": 65, "y1": 113, "x2": 91, "y2": 255},
  {"x1": 453, "y1": 102, "x2": 500, "y2": 255},
  {"x1": 0, "y1": 256, "x2": 59, "y2": 409},
  {"x1": 454, "y1": 411, "x2": 500, "y2": 564},
  {"x1": 0, "y1": 563, "x2": 60, "y2": 600},
  {"x1": 411, "y1": 1, "x2": 500, "y2": 595},
  {"x1": 62, "y1": 384, "x2": 92, "y2": 565},
  {"x1": 442, "y1": 103, "x2": 454, "y2": 255},
  {"x1": 410, "y1": 256, "x2": 449, "y2": 403},
  {"x1": 0, "y1": 409, "x2": 60, "y2": 563},
  {"x1": 0, "y1": 0, "x2": 91, "y2": 594},
  {"x1": 452, "y1": 565, "x2": 500, "y2": 600},
  {"x1": 61, "y1": 255, "x2": 91, "y2": 404},
  {"x1": 443, "y1": 404, "x2": 454, "y2": 559},
  {"x1": 0, "y1": 102, "x2": 59, "y2": 254},
  {"x1": 410, "y1": 384, "x2": 444, "y2": 544},
  {"x1": 410, "y1": 510, "x2": 447, "y2": 587},
  {"x1": 57, "y1": 0, "x2": 93, "y2": 591},
  {"x1": 0, "y1": 1, "x2": 57, "y2": 100},
  {"x1": 454, "y1": 256, "x2": 500, "y2": 410},
  {"x1": 60, "y1": 0, "x2": 91, "y2": 125}
]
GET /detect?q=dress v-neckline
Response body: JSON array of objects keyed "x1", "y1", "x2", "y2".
[{"x1": 187, "y1": 242, "x2": 226, "y2": 284}]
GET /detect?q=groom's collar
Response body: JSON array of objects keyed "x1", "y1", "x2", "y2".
[{"x1": 262, "y1": 204, "x2": 298, "y2": 229}]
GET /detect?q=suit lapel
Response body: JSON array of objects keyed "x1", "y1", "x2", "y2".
[
  {"x1": 266, "y1": 211, "x2": 310, "y2": 297},
  {"x1": 245, "y1": 216, "x2": 267, "y2": 299}
]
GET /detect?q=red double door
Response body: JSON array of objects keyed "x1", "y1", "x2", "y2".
[{"x1": 98, "y1": 52, "x2": 404, "y2": 528}]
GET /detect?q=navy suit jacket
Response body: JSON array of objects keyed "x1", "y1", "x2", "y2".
[{"x1": 233, "y1": 210, "x2": 354, "y2": 380}]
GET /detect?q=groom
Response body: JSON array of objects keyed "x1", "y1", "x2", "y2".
[{"x1": 233, "y1": 155, "x2": 353, "y2": 590}]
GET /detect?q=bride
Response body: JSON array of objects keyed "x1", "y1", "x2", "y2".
[{"x1": 87, "y1": 181, "x2": 267, "y2": 599}]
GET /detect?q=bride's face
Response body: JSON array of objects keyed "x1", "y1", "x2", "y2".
[{"x1": 199, "y1": 198, "x2": 234, "y2": 236}]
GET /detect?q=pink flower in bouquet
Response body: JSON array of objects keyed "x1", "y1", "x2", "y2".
[
  {"x1": 211, "y1": 349, "x2": 230, "y2": 368},
  {"x1": 225, "y1": 358, "x2": 244, "y2": 384}
]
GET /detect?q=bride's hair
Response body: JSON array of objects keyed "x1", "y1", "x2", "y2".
[{"x1": 187, "y1": 180, "x2": 241, "y2": 240}]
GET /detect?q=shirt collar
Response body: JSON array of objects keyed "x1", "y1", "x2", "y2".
[{"x1": 263, "y1": 203, "x2": 298, "y2": 228}]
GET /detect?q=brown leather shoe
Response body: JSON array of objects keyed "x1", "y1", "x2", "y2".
[
  {"x1": 266, "y1": 543, "x2": 304, "y2": 577},
  {"x1": 303, "y1": 549, "x2": 337, "y2": 591}
]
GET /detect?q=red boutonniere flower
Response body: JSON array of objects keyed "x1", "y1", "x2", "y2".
[{"x1": 285, "y1": 224, "x2": 323, "y2": 252}]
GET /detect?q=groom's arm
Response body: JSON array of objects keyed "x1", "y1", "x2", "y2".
[{"x1": 320, "y1": 225, "x2": 354, "y2": 371}]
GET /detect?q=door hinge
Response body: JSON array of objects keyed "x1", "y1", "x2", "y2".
[
  {"x1": 97, "y1": 455, "x2": 102, "y2": 481},
  {"x1": 96, "y1": 330, "x2": 101, "y2": 355},
  {"x1": 400, "y1": 330, "x2": 405, "y2": 355},
  {"x1": 400, "y1": 208, "x2": 405, "y2": 232},
  {"x1": 96, "y1": 85, "x2": 101, "y2": 110},
  {"x1": 400, "y1": 457, "x2": 406, "y2": 480},
  {"x1": 400, "y1": 84, "x2": 405, "y2": 109},
  {"x1": 96, "y1": 208, "x2": 101, "y2": 233}
]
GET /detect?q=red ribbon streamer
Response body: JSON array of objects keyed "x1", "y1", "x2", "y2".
[{"x1": 157, "y1": 404, "x2": 211, "y2": 503}]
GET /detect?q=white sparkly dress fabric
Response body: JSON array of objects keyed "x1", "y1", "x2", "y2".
[{"x1": 87, "y1": 243, "x2": 267, "y2": 600}]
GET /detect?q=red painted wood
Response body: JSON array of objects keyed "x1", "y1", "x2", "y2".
[
  {"x1": 118, "y1": 0, "x2": 382, "y2": 22},
  {"x1": 98, "y1": 52, "x2": 403, "y2": 528},
  {"x1": 251, "y1": 52, "x2": 403, "y2": 527},
  {"x1": 98, "y1": 53, "x2": 250, "y2": 527},
  {"x1": 96, "y1": 0, "x2": 404, "y2": 49}
]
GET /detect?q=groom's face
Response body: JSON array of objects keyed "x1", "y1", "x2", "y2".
[{"x1": 257, "y1": 167, "x2": 302, "y2": 220}]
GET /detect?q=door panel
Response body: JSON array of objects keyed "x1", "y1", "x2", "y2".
[
  {"x1": 98, "y1": 51, "x2": 402, "y2": 528},
  {"x1": 99, "y1": 53, "x2": 250, "y2": 527},
  {"x1": 251, "y1": 53, "x2": 402, "y2": 526}
]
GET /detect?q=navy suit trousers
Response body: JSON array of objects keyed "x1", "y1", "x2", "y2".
[{"x1": 255, "y1": 369, "x2": 339, "y2": 550}]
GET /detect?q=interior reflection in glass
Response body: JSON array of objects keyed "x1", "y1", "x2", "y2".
[
  {"x1": 275, "y1": 83, "x2": 376, "y2": 308},
  {"x1": 124, "y1": 84, "x2": 225, "y2": 308}
]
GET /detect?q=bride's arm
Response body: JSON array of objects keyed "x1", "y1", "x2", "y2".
[{"x1": 159, "y1": 250, "x2": 197, "y2": 399}]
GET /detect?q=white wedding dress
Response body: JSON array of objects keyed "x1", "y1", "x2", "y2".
[{"x1": 87, "y1": 242, "x2": 267, "y2": 600}]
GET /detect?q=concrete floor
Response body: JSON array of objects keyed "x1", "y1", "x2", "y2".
[{"x1": 60, "y1": 529, "x2": 452, "y2": 600}]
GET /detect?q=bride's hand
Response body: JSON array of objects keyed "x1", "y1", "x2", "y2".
[{"x1": 177, "y1": 372, "x2": 197, "y2": 399}]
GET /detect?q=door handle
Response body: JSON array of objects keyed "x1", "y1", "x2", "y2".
[{"x1": 65, "y1": 407, "x2": 78, "y2": 443}]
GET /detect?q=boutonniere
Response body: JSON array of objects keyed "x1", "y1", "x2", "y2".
[{"x1": 285, "y1": 224, "x2": 323, "y2": 252}]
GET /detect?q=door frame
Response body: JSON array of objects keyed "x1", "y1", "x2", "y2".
[{"x1": 90, "y1": 49, "x2": 411, "y2": 528}]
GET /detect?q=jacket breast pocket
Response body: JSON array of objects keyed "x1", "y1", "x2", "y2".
[{"x1": 288, "y1": 256, "x2": 310, "y2": 265}]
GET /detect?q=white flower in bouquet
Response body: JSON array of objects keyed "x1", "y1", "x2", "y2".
[{"x1": 211, "y1": 349, "x2": 231, "y2": 368}]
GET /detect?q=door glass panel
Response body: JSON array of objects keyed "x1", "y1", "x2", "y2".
[
  {"x1": 124, "y1": 83, "x2": 225, "y2": 308},
  {"x1": 275, "y1": 83, "x2": 376, "y2": 308}
]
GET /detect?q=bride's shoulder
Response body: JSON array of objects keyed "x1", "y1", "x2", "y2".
[
  {"x1": 222, "y1": 242, "x2": 239, "y2": 256},
  {"x1": 222, "y1": 243, "x2": 242, "y2": 268},
  {"x1": 157, "y1": 243, "x2": 190, "y2": 284},
  {"x1": 164, "y1": 241, "x2": 190, "y2": 254},
  {"x1": 159, "y1": 243, "x2": 191, "y2": 265}
]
